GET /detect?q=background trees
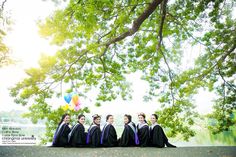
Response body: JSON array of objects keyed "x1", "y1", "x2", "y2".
[{"x1": 0, "y1": 0, "x2": 13, "y2": 67}]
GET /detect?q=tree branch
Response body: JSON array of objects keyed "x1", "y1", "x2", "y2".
[
  {"x1": 0, "y1": 0, "x2": 7, "y2": 12},
  {"x1": 72, "y1": 0, "x2": 162, "y2": 66},
  {"x1": 193, "y1": 44, "x2": 236, "y2": 81},
  {"x1": 217, "y1": 62, "x2": 236, "y2": 92},
  {"x1": 157, "y1": 0, "x2": 167, "y2": 51},
  {"x1": 105, "y1": 0, "x2": 163, "y2": 47},
  {"x1": 167, "y1": 12, "x2": 207, "y2": 47},
  {"x1": 100, "y1": 57, "x2": 107, "y2": 79},
  {"x1": 156, "y1": 0, "x2": 176, "y2": 106},
  {"x1": 168, "y1": 11, "x2": 236, "y2": 88}
]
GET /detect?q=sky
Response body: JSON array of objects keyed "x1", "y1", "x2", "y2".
[{"x1": 0, "y1": 0, "x2": 215, "y2": 117}]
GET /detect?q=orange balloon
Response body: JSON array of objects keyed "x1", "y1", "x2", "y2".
[{"x1": 72, "y1": 95, "x2": 79, "y2": 105}]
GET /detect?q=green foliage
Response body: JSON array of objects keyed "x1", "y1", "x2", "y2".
[
  {"x1": 10, "y1": 0, "x2": 236, "y2": 143},
  {"x1": 0, "y1": 1, "x2": 13, "y2": 67}
]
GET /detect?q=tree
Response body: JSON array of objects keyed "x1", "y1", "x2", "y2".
[
  {"x1": 10, "y1": 0, "x2": 236, "y2": 143},
  {"x1": 0, "y1": 0, "x2": 13, "y2": 67}
]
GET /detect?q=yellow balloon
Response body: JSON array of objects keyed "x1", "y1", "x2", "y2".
[{"x1": 62, "y1": 104, "x2": 69, "y2": 111}]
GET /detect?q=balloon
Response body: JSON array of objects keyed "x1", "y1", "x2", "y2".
[
  {"x1": 63, "y1": 92, "x2": 82, "y2": 111},
  {"x1": 64, "y1": 93, "x2": 72, "y2": 104},
  {"x1": 74, "y1": 105, "x2": 80, "y2": 111},
  {"x1": 72, "y1": 95, "x2": 79, "y2": 106},
  {"x1": 62, "y1": 104, "x2": 69, "y2": 111},
  {"x1": 76, "y1": 99, "x2": 81, "y2": 106}
]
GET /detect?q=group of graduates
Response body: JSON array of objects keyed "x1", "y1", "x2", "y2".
[{"x1": 52, "y1": 113, "x2": 176, "y2": 148}]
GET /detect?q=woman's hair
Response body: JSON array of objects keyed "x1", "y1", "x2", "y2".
[
  {"x1": 138, "y1": 112, "x2": 147, "y2": 123},
  {"x1": 138, "y1": 112, "x2": 146, "y2": 119},
  {"x1": 106, "y1": 114, "x2": 113, "y2": 121},
  {"x1": 151, "y1": 114, "x2": 158, "y2": 121},
  {"x1": 124, "y1": 114, "x2": 132, "y2": 123},
  {"x1": 92, "y1": 114, "x2": 101, "y2": 126},
  {"x1": 77, "y1": 114, "x2": 85, "y2": 123},
  {"x1": 92, "y1": 114, "x2": 101, "y2": 120},
  {"x1": 58, "y1": 113, "x2": 69, "y2": 126}
]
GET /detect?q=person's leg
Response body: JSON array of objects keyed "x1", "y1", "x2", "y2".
[{"x1": 160, "y1": 128, "x2": 176, "y2": 148}]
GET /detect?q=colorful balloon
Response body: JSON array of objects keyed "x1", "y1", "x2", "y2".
[
  {"x1": 63, "y1": 92, "x2": 82, "y2": 111},
  {"x1": 72, "y1": 95, "x2": 79, "y2": 106},
  {"x1": 74, "y1": 105, "x2": 80, "y2": 111},
  {"x1": 77, "y1": 99, "x2": 81, "y2": 106},
  {"x1": 62, "y1": 104, "x2": 69, "y2": 111},
  {"x1": 64, "y1": 93, "x2": 72, "y2": 104}
]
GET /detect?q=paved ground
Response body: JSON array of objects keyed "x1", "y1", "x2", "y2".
[{"x1": 0, "y1": 146, "x2": 236, "y2": 157}]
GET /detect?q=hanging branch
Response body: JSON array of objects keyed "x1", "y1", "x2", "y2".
[
  {"x1": 217, "y1": 64, "x2": 236, "y2": 92},
  {"x1": 156, "y1": 0, "x2": 176, "y2": 106}
]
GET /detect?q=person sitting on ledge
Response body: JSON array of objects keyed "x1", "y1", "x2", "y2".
[
  {"x1": 119, "y1": 114, "x2": 139, "y2": 147},
  {"x1": 52, "y1": 113, "x2": 71, "y2": 147},
  {"x1": 68, "y1": 114, "x2": 87, "y2": 147},
  {"x1": 137, "y1": 112, "x2": 149, "y2": 147},
  {"x1": 149, "y1": 114, "x2": 176, "y2": 148},
  {"x1": 86, "y1": 114, "x2": 102, "y2": 147},
  {"x1": 100, "y1": 115, "x2": 118, "y2": 147}
]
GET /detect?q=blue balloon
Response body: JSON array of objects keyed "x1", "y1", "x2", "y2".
[{"x1": 64, "y1": 93, "x2": 72, "y2": 104}]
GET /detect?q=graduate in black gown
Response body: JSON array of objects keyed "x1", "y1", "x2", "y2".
[
  {"x1": 52, "y1": 113, "x2": 71, "y2": 147},
  {"x1": 86, "y1": 114, "x2": 102, "y2": 147},
  {"x1": 119, "y1": 114, "x2": 139, "y2": 147},
  {"x1": 137, "y1": 113, "x2": 149, "y2": 147},
  {"x1": 100, "y1": 115, "x2": 118, "y2": 147},
  {"x1": 68, "y1": 114, "x2": 87, "y2": 147},
  {"x1": 149, "y1": 114, "x2": 176, "y2": 148}
]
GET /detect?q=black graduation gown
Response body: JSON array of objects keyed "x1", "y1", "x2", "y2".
[
  {"x1": 149, "y1": 124, "x2": 169, "y2": 148},
  {"x1": 119, "y1": 125, "x2": 136, "y2": 147},
  {"x1": 52, "y1": 123, "x2": 71, "y2": 147},
  {"x1": 137, "y1": 124, "x2": 149, "y2": 147},
  {"x1": 101, "y1": 124, "x2": 118, "y2": 147},
  {"x1": 68, "y1": 123, "x2": 87, "y2": 147},
  {"x1": 86, "y1": 125, "x2": 101, "y2": 147}
]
